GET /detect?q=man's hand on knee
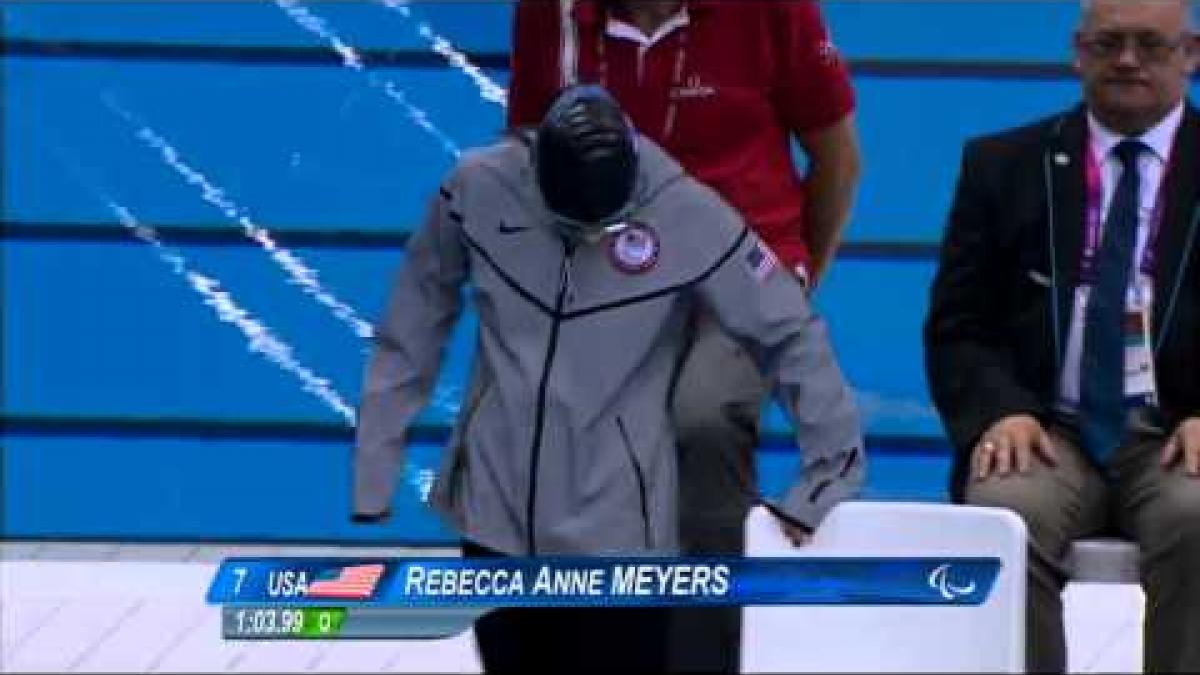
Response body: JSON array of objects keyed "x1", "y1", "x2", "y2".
[
  {"x1": 1160, "y1": 417, "x2": 1200, "y2": 477},
  {"x1": 972, "y1": 414, "x2": 1058, "y2": 481}
]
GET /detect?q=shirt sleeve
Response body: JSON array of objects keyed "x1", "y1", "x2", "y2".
[
  {"x1": 770, "y1": 0, "x2": 856, "y2": 134},
  {"x1": 507, "y1": 0, "x2": 564, "y2": 129},
  {"x1": 353, "y1": 166, "x2": 470, "y2": 518}
]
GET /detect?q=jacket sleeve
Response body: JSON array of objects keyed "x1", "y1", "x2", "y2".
[
  {"x1": 695, "y1": 227, "x2": 865, "y2": 531},
  {"x1": 923, "y1": 141, "x2": 1043, "y2": 456},
  {"x1": 353, "y1": 168, "x2": 470, "y2": 519}
]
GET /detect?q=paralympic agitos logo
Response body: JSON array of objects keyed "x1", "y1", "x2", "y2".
[{"x1": 927, "y1": 563, "x2": 978, "y2": 600}]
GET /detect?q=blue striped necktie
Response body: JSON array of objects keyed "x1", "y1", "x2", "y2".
[{"x1": 1079, "y1": 139, "x2": 1146, "y2": 464}]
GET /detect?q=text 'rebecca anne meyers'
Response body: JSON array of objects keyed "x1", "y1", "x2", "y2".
[{"x1": 403, "y1": 563, "x2": 732, "y2": 598}]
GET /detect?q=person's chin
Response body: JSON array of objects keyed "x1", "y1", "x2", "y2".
[{"x1": 1094, "y1": 91, "x2": 1162, "y2": 129}]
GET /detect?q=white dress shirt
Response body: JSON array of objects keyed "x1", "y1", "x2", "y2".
[{"x1": 1057, "y1": 102, "x2": 1183, "y2": 410}]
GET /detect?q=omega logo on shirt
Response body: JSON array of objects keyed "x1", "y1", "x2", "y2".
[{"x1": 670, "y1": 74, "x2": 716, "y2": 101}]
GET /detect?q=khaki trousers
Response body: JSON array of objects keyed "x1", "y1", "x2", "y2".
[{"x1": 965, "y1": 422, "x2": 1200, "y2": 673}]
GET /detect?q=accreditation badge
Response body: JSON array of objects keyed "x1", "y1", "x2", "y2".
[{"x1": 1123, "y1": 276, "x2": 1158, "y2": 407}]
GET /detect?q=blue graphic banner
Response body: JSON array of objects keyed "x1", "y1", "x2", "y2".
[{"x1": 207, "y1": 557, "x2": 1000, "y2": 608}]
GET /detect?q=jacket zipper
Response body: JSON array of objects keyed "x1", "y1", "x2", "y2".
[
  {"x1": 616, "y1": 416, "x2": 652, "y2": 548},
  {"x1": 525, "y1": 242, "x2": 574, "y2": 554}
]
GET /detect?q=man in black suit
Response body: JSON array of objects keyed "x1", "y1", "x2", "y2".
[{"x1": 925, "y1": 0, "x2": 1200, "y2": 671}]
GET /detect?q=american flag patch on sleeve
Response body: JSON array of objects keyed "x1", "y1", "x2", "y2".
[{"x1": 744, "y1": 241, "x2": 778, "y2": 283}]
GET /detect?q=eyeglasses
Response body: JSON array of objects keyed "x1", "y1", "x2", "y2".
[{"x1": 1078, "y1": 30, "x2": 1194, "y2": 63}]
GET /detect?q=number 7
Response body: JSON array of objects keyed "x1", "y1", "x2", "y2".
[{"x1": 232, "y1": 567, "x2": 248, "y2": 595}]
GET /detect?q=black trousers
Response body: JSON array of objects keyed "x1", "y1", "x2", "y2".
[
  {"x1": 666, "y1": 518, "x2": 746, "y2": 673},
  {"x1": 462, "y1": 541, "x2": 672, "y2": 673}
]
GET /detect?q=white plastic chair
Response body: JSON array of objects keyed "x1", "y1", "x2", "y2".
[{"x1": 742, "y1": 501, "x2": 1028, "y2": 673}]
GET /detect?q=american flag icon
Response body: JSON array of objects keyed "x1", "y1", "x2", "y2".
[
  {"x1": 745, "y1": 241, "x2": 778, "y2": 283},
  {"x1": 306, "y1": 564, "x2": 385, "y2": 600}
]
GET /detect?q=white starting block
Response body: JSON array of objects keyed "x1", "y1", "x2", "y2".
[
  {"x1": 1063, "y1": 538, "x2": 1145, "y2": 673},
  {"x1": 743, "y1": 501, "x2": 1028, "y2": 673}
]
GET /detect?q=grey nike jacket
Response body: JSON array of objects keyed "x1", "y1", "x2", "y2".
[{"x1": 354, "y1": 133, "x2": 864, "y2": 555}]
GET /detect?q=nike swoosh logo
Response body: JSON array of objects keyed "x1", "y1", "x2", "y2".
[{"x1": 498, "y1": 221, "x2": 529, "y2": 235}]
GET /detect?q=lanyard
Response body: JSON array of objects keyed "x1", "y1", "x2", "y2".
[
  {"x1": 591, "y1": 11, "x2": 689, "y2": 142},
  {"x1": 1080, "y1": 135, "x2": 1172, "y2": 283}
]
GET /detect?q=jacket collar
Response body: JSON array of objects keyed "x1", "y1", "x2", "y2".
[
  {"x1": 1045, "y1": 104, "x2": 1088, "y2": 363},
  {"x1": 1152, "y1": 101, "x2": 1200, "y2": 349}
]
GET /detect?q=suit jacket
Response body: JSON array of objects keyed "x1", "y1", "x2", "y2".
[{"x1": 925, "y1": 102, "x2": 1200, "y2": 501}]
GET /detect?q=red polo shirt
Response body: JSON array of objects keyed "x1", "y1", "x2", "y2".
[{"x1": 508, "y1": 0, "x2": 856, "y2": 272}]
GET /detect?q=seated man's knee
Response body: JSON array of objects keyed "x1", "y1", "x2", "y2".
[
  {"x1": 1156, "y1": 476, "x2": 1200, "y2": 543},
  {"x1": 964, "y1": 472, "x2": 1064, "y2": 543}
]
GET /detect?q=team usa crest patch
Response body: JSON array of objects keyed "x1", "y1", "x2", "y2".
[{"x1": 608, "y1": 223, "x2": 660, "y2": 274}]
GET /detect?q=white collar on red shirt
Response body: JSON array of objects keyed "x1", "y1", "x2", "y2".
[{"x1": 605, "y1": 5, "x2": 689, "y2": 47}]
